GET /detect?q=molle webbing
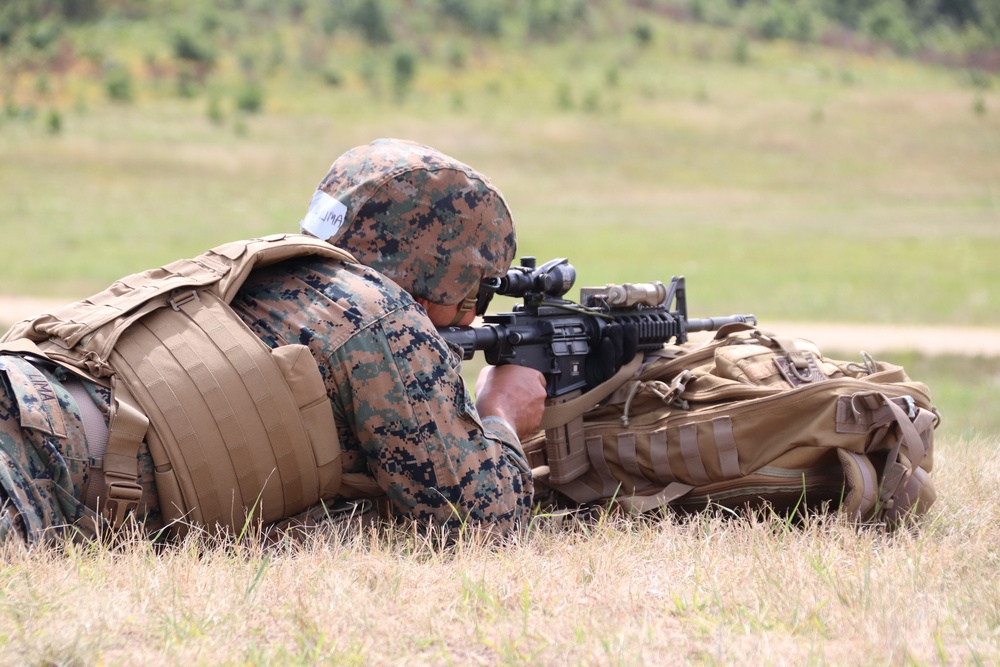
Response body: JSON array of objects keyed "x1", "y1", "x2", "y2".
[
  {"x1": 112, "y1": 291, "x2": 342, "y2": 532},
  {"x1": 0, "y1": 235, "x2": 355, "y2": 534},
  {"x1": 522, "y1": 325, "x2": 939, "y2": 525}
]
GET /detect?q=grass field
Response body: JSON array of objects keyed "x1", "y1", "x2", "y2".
[{"x1": 1, "y1": 7, "x2": 999, "y2": 665}]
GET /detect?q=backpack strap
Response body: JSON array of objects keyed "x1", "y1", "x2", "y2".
[
  {"x1": 100, "y1": 382, "x2": 148, "y2": 528},
  {"x1": 535, "y1": 356, "x2": 644, "y2": 487},
  {"x1": 616, "y1": 482, "x2": 695, "y2": 514},
  {"x1": 835, "y1": 391, "x2": 937, "y2": 523}
]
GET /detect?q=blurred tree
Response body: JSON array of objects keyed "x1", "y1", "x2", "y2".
[
  {"x1": 352, "y1": 0, "x2": 393, "y2": 45},
  {"x1": 391, "y1": 46, "x2": 416, "y2": 102}
]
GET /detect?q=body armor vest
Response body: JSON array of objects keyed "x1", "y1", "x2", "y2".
[{"x1": 1, "y1": 234, "x2": 356, "y2": 535}]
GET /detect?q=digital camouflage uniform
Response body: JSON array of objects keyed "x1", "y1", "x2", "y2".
[
  {"x1": 0, "y1": 359, "x2": 162, "y2": 545},
  {"x1": 288, "y1": 136, "x2": 532, "y2": 526},
  {"x1": 230, "y1": 257, "x2": 531, "y2": 530},
  {"x1": 0, "y1": 357, "x2": 97, "y2": 545}
]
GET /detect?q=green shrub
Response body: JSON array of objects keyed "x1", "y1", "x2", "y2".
[
  {"x1": 45, "y1": 108, "x2": 61, "y2": 134},
  {"x1": 605, "y1": 65, "x2": 620, "y2": 87},
  {"x1": 556, "y1": 81, "x2": 573, "y2": 110},
  {"x1": 732, "y1": 34, "x2": 751, "y2": 63},
  {"x1": 0, "y1": 3, "x2": 28, "y2": 49},
  {"x1": 967, "y1": 69, "x2": 992, "y2": 90},
  {"x1": 820, "y1": 0, "x2": 867, "y2": 29},
  {"x1": 751, "y1": 1, "x2": 818, "y2": 43},
  {"x1": 176, "y1": 66, "x2": 199, "y2": 98},
  {"x1": 439, "y1": 0, "x2": 503, "y2": 36},
  {"x1": 267, "y1": 33, "x2": 286, "y2": 71},
  {"x1": 392, "y1": 47, "x2": 417, "y2": 103},
  {"x1": 632, "y1": 21, "x2": 654, "y2": 47},
  {"x1": 198, "y1": 7, "x2": 221, "y2": 33},
  {"x1": 525, "y1": 0, "x2": 589, "y2": 40},
  {"x1": 234, "y1": 81, "x2": 263, "y2": 113},
  {"x1": 973, "y1": 92, "x2": 986, "y2": 115},
  {"x1": 352, "y1": 0, "x2": 393, "y2": 45},
  {"x1": 321, "y1": 67, "x2": 343, "y2": 87},
  {"x1": 207, "y1": 94, "x2": 224, "y2": 124},
  {"x1": 359, "y1": 54, "x2": 381, "y2": 95},
  {"x1": 690, "y1": 0, "x2": 738, "y2": 26},
  {"x1": 860, "y1": 0, "x2": 920, "y2": 53},
  {"x1": 104, "y1": 65, "x2": 133, "y2": 103},
  {"x1": 171, "y1": 27, "x2": 216, "y2": 67},
  {"x1": 446, "y1": 41, "x2": 466, "y2": 70},
  {"x1": 27, "y1": 17, "x2": 63, "y2": 52}
]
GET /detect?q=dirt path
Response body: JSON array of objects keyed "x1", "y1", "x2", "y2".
[
  {"x1": 2, "y1": 296, "x2": 999, "y2": 356},
  {"x1": 735, "y1": 321, "x2": 1000, "y2": 357}
]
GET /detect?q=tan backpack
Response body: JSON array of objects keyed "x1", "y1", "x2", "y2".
[
  {"x1": 1, "y1": 234, "x2": 358, "y2": 536},
  {"x1": 523, "y1": 324, "x2": 938, "y2": 525}
]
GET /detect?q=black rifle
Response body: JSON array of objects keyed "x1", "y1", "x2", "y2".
[{"x1": 439, "y1": 257, "x2": 756, "y2": 399}]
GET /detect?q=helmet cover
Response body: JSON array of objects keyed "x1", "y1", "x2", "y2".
[{"x1": 300, "y1": 138, "x2": 516, "y2": 305}]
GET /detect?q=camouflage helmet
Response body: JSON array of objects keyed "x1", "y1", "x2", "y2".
[{"x1": 300, "y1": 138, "x2": 516, "y2": 305}]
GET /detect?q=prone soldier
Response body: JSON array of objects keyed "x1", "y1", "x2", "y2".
[{"x1": 0, "y1": 138, "x2": 549, "y2": 545}]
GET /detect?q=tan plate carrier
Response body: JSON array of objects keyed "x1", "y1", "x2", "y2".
[{"x1": 0, "y1": 234, "x2": 357, "y2": 535}]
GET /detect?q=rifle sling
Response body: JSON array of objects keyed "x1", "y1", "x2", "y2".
[{"x1": 540, "y1": 356, "x2": 643, "y2": 431}]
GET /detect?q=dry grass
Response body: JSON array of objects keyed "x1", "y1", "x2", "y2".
[{"x1": 1, "y1": 436, "x2": 996, "y2": 666}]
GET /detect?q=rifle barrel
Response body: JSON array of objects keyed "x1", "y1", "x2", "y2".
[{"x1": 685, "y1": 314, "x2": 757, "y2": 333}]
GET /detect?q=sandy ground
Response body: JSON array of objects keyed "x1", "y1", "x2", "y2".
[{"x1": 1, "y1": 295, "x2": 998, "y2": 356}]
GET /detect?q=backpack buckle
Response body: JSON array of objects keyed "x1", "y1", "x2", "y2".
[
  {"x1": 102, "y1": 472, "x2": 143, "y2": 528},
  {"x1": 169, "y1": 289, "x2": 200, "y2": 311},
  {"x1": 901, "y1": 395, "x2": 917, "y2": 419}
]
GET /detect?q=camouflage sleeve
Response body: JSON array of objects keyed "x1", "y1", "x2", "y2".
[
  {"x1": 229, "y1": 258, "x2": 533, "y2": 534},
  {"x1": 329, "y1": 303, "x2": 533, "y2": 532}
]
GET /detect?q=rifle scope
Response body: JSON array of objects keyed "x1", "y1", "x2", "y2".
[{"x1": 486, "y1": 257, "x2": 576, "y2": 300}]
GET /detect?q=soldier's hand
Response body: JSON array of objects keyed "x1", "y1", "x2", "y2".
[{"x1": 474, "y1": 365, "x2": 547, "y2": 440}]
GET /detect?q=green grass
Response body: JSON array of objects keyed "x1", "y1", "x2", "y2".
[{"x1": 3, "y1": 24, "x2": 997, "y2": 320}]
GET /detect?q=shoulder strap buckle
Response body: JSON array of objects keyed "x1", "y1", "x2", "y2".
[
  {"x1": 102, "y1": 471, "x2": 143, "y2": 528},
  {"x1": 169, "y1": 289, "x2": 200, "y2": 311}
]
